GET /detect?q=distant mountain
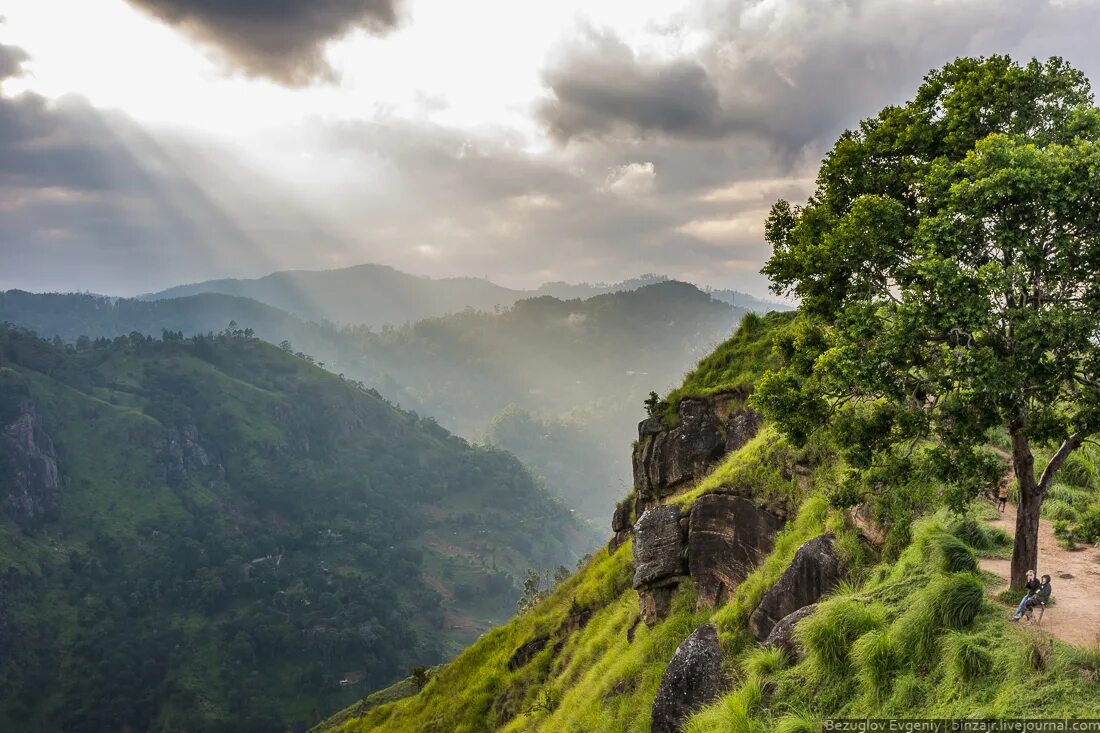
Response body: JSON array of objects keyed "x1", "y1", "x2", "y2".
[
  {"x1": 144, "y1": 264, "x2": 523, "y2": 327},
  {"x1": 1, "y1": 282, "x2": 748, "y2": 524},
  {"x1": 0, "y1": 326, "x2": 591, "y2": 732},
  {"x1": 706, "y1": 287, "x2": 793, "y2": 313},
  {"x1": 143, "y1": 264, "x2": 786, "y2": 327}
]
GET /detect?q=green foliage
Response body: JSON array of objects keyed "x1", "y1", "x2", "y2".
[
  {"x1": 942, "y1": 632, "x2": 994, "y2": 685},
  {"x1": 755, "y1": 54, "x2": 1100, "y2": 585},
  {"x1": 799, "y1": 599, "x2": 886, "y2": 674},
  {"x1": 663, "y1": 310, "x2": 795, "y2": 417},
  {"x1": 0, "y1": 325, "x2": 590, "y2": 733},
  {"x1": 852, "y1": 629, "x2": 901, "y2": 701}
]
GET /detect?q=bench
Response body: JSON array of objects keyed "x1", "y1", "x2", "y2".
[{"x1": 1024, "y1": 600, "x2": 1047, "y2": 626}]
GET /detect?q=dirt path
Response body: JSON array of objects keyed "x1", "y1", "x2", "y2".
[{"x1": 979, "y1": 501, "x2": 1100, "y2": 647}]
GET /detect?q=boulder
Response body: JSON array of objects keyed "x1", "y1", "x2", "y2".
[
  {"x1": 688, "y1": 494, "x2": 785, "y2": 609},
  {"x1": 748, "y1": 535, "x2": 843, "y2": 640},
  {"x1": 638, "y1": 586, "x2": 677, "y2": 627},
  {"x1": 847, "y1": 503, "x2": 887, "y2": 547},
  {"x1": 612, "y1": 498, "x2": 634, "y2": 533},
  {"x1": 762, "y1": 604, "x2": 818, "y2": 662},
  {"x1": 608, "y1": 529, "x2": 632, "y2": 554},
  {"x1": 632, "y1": 505, "x2": 685, "y2": 589},
  {"x1": 651, "y1": 624, "x2": 730, "y2": 733},
  {"x1": 1, "y1": 401, "x2": 61, "y2": 523}
]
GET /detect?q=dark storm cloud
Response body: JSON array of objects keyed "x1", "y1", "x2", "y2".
[
  {"x1": 538, "y1": 0, "x2": 1100, "y2": 157},
  {"x1": 539, "y1": 29, "x2": 725, "y2": 142},
  {"x1": 124, "y1": 0, "x2": 401, "y2": 85}
]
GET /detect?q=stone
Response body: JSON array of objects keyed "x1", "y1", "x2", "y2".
[
  {"x1": 632, "y1": 505, "x2": 685, "y2": 589},
  {"x1": 638, "y1": 586, "x2": 677, "y2": 627},
  {"x1": 748, "y1": 535, "x2": 843, "y2": 640},
  {"x1": 507, "y1": 635, "x2": 550, "y2": 671},
  {"x1": 1, "y1": 400, "x2": 61, "y2": 523},
  {"x1": 608, "y1": 529, "x2": 632, "y2": 554},
  {"x1": 612, "y1": 498, "x2": 634, "y2": 532},
  {"x1": 632, "y1": 391, "x2": 762, "y2": 504},
  {"x1": 762, "y1": 604, "x2": 818, "y2": 662},
  {"x1": 688, "y1": 494, "x2": 785, "y2": 609},
  {"x1": 650, "y1": 624, "x2": 730, "y2": 733},
  {"x1": 847, "y1": 503, "x2": 887, "y2": 547}
]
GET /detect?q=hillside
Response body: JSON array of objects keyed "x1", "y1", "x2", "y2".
[
  {"x1": 2, "y1": 282, "x2": 746, "y2": 525},
  {"x1": 316, "y1": 311, "x2": 1100, "y2": 732},
  {"x1": 0, "y1": 326, "x2": 593, "y2": 733}
]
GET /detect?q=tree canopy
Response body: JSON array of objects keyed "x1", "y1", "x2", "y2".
[{"x1": 754, "y1": 55, "x2": 1100, "y2": 587}]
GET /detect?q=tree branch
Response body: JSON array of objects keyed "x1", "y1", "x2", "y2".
[{"x1": 1038, "y1": 431, "x2": 1086, "y2": 495}]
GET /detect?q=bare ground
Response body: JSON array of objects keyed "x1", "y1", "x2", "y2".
[{"x1": 979, "y1": 501, "x2": 1100, "y2": 647}]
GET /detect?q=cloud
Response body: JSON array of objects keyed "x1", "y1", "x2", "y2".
[
  {"x1": 123, "y1": 0, "x2": 402, "y2": 86},
  {"x1": 0, "y1": 41, "x2": 29, "y2": 81},
  {"x1": 604, "y1": 162, "x2": 655, "y2": 195},
  {"x1": 539, "y1": 28, "x2": 724, "y2": 142},
  {"x1": 537, "y1": 0, "x2": 1100, "y2": 157}
]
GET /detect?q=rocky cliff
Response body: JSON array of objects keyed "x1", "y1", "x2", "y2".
[{"x1": 0, "y1": 400, "x2": 62, "y2": 523}]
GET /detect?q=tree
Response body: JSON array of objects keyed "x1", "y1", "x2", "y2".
[{"x1": 755, "y1": 56, "x2": 1100, "y2": 588}]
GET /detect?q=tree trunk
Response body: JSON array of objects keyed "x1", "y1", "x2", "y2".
[{"x1": 1009, "y1": 429, "x2": 1039, "y2": 589}]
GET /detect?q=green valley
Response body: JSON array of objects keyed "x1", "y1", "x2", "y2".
[{"x1": 0, "y1": 325, "x2": 592, "y2": 732}]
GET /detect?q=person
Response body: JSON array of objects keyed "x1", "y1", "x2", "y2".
[
  {"x1": 1011, "y1": 574, "x2": 1052, "y2": 623},
  {"x1": 997, "y1": 481, "x2": 1009, "y2": 512},
  {"x1": 1010, "y1": 570, "x2": 1040, "y2": 618}
]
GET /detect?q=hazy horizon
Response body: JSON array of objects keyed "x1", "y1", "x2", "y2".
[{"x1": 4, "y1": 0, "x2": 1100, "y2": 296}]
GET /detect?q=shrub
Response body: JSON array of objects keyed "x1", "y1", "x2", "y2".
[
  {"x1": 1060, "y1": 451, "x2": 1097, "y2": 489},
  {"x1": 1074, "y1": 504, "x2": 1100, "y2": 545},
  {"x1": 1041, "y1": 499, "x2": 1079, "y2": 522},
  {"x1": 942, "y1": 632, "x2": 993, "y2": 684}
]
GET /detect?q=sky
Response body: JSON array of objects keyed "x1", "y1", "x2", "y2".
[{"x1": 2, "y1": 0, "x2": 1100, "y2": 297}]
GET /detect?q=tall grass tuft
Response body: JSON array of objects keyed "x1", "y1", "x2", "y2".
[
  {"x1": 774, "y1": 711, "x2": 822, "y2": 733},
  {"x1": 935, "y1": 533, "x2": 978, "y2": 573},
  {"x1": 799, "y1": 599, "x2": 886, "y2": 674},
  {"x1": 942, "y1": 632, "x2": 993, "y2": 684},
  {"x1": 852, "y1": 628, "x2": 901, "y2": 700},
  {"x1": 742, "y1": 645, "x2": 787, "y2": 678}
]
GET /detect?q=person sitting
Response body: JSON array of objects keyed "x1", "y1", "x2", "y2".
[{"x1": 1011, "y1": 574, "x2": 1052, "y2": 623}]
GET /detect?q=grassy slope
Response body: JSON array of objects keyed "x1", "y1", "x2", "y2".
[{"x1": 318, "y1": 311, "x2": 1100, "y2": 732}]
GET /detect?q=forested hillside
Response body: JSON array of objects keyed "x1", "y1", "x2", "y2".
[
  {"x1": 1, "y1": 282, "x2": 744, "y2": 524},
  {"x1": 0, "y1": 326, "x2": 591, "y2": 733}
]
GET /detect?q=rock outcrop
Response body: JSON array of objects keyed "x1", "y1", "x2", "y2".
[
  {"x1": 633, "y1": 390, "x2": 761, "y2": 506},
  {"x1": 158, "y1": 424, "x2": 212, "y2": 488},
  {"x1": 688, "y1": 494, "x2": 785, "y2": 609},
  {"x1": 763, "y1": 604, "x2": 817, "y2": 662},
  {"x1": 609, "y1": 497, "x2": 635, "y2": 554},
  {"x1": 847, "y1": 503, "x2": 887, "y2": 547},
  {"x1": 507, "y1": 635, "x2": 550, "y2": 671},
  {"x1": 651, "y1": 624, "x2": 730, "y2": 733},
  {"x1": 1, "y1": 400, "x2": 61, "y2": 523},
  {"x1": 632, "y1": 505, "x2": 687, "y2": 625},
  {"x1": 748, "y1": 535, "x2": 843, "y2": 640}
]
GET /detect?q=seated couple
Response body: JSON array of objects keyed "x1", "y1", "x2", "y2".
[{"x1": 1010, "y1": 570, "x2": 1051, "y2": 624}]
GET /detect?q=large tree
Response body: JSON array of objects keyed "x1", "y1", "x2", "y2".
[{"x1": 755, "y1": 56, "x2": 1100, "y2": 587}]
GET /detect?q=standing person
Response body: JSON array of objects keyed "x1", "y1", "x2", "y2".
[{"x1": 997, "y1": 480, "x2": 1009, "y2": 513}]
